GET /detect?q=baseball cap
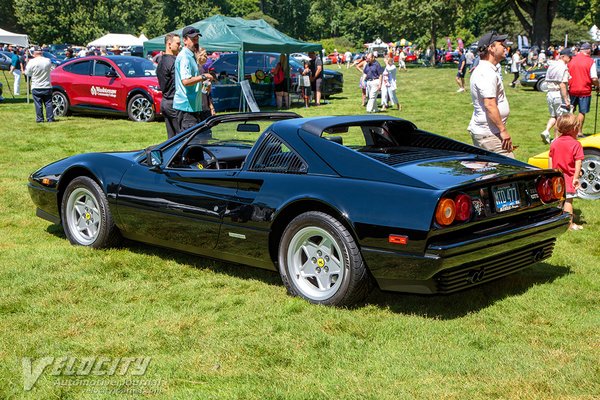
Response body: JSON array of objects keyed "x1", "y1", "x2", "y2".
[
  {"x1": 30, "y1": 45, "x2": 42, "y2": 52},
  {"x1": 580, "y1": 42, "x2": 591, "y2": 50},
  {"x1": 182, "y1": 26, "x2": 201, "y2": 38},
  {"x1": 559, "y1": 48, "x2": 572, "y2": 57},
  {"x1": 476, "y1": 31, "x2": 508, "y2": 50}
]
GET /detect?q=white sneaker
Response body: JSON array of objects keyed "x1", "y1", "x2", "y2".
[
  {"x1": 540, "y1": 130, "x2": 551, "y2": 144},
  {"x1": 457, "y1": 88, "x2": 465, "y2": 92}
]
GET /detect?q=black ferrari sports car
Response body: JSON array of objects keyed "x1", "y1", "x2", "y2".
[{"x1": 28, "y1": 112, "x2": 570, "y2": 306}]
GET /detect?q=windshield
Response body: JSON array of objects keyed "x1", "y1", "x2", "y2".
[{"x1": 113, "y1": 57, "x2": 156, "y2": 77}]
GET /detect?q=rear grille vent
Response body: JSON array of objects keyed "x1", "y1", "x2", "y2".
[
  {"x1": 366, "y1": 148, "x2": 464, "y2": 166},
  {"x1": 248, "y1": 133, "x2": 307, "y2": 174},
  {"x1": 434, "y1": 239, "x2": 556, "y2": 293}
]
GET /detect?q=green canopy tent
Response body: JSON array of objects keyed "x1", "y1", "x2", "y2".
[{"x1": 145, "y1": 15, "x2": 322, "y2": 88}]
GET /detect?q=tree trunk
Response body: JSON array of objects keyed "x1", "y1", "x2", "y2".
[{"x1": 430, "y1": 19, "x2": 437, "y2": 65}]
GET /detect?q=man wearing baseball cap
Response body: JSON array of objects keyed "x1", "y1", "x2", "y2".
[
  {"x1": 540, "y1": 48, "x2": 573, "y2": 144},
  {"x1": 467, "y1": 31, "x2": 514, "y2": 157},
  {"x1": 567, "y1": 42, "x2": 599, "y2": 136},
  {"x1": 173, "y1": 26, "x2": 213, "y2": 133}
]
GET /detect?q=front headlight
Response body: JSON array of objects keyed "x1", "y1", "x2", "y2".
[{"x1": 148, "y1": 85, "x2": 161, "y2": 93}]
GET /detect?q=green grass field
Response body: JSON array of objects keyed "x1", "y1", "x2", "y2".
[{"x1": 1, "y1": 66, "x2": 599, "y2": 399}]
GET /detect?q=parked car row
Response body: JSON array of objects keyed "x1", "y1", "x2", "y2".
[
  {"x1": 50, "y1": 53, "x2": 344, "y2": 121},
  {"x1": 521, "y1": 56, "x2": 600, "y2": 92}
]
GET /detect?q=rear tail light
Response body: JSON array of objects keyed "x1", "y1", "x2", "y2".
[
  {"x1": 454, "y1": 194, "x2": 473, "y2": 221},
  {"x1": 435, "y1": 198, "x2": 456, "y2": 226},
  {"x1": 435, "y1": 193, "x2": 473, "y2": 226},
  {"x1": 537, "y1": 176, "x2": 563, "y2": 203},
  {"x1": 551, "y1": 176, "x2": 565, "y2": 199}
]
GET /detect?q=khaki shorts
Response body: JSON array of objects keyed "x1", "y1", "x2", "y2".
[
  {"x1": 470, "y1": 131, "x2": 515, "y2": 158},
  {"x1": 547, "y1": 91, "x2": 568, "y2": 118}
]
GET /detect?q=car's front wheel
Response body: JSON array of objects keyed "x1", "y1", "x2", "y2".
[
  {"x1": 127, "y1": 94, "x2": 155, "y2": 122},
  {"x1": 278, "y1": 211, "x2": 372, "y2": 306},
  {"x1": 52, "y1": 91, "x2": 70, "y2": 117},
  {"x1": 61, "y1": 177, "x2": 121, "y2": 248},
  {"x1": 536, "y1": 78, "x2": 548, "y2": 92},
  {"x1": 578, "y1": 149, "x2": 600, "y2": 200}
]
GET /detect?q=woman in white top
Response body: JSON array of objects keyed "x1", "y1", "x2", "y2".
[
  {"x1": 510, "y1": 49, "x2": 524, "y2": 87},
  {"x1": 381, "y1": 56, "x2": 400, "y2": 110}
]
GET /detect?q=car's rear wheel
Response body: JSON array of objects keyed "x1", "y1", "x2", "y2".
[
  {"x1": 536, "y1": 78, "x2": 548, "y2": 92},
  {"x1": 577, "y1": 149, "x2": 600, "y2": 200},
  {"x1": 52, "y1": 91, "x2": 70, "y2": 117},
  {"x1": 61, "y1": 177, "x2": 121, "y2": 248},
  {"x1": 127, "y1": 94, "x2": 155, "y2": 122},
  {"x1": 278, "y1": 211, "x2": 372, "y2": 306}
]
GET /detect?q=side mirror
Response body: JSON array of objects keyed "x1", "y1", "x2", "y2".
[
  {"x1": 147, "y1": 149, "x2": 163, "y2": 171},
  {"x1": 105, "y1": 69, "x2": 118, "y2": 78}
]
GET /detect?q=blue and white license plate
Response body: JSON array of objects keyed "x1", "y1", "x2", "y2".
[{"x1": 492, "y1": 183, "x2": 521, "y2": 212}]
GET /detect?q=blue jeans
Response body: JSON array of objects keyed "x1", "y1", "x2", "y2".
[{"x1": 32, "y1": 88, "x2": 54, "y2": 122}]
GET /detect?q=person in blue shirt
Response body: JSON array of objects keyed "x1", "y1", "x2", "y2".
[
  {"x1": 173, "y1": 26, "x2": 214, "y2": 133},
  {"x1": 362, "y1": 53, "x2": 383, "y2": 112},
  {"x1": 9, "y1": 47, "x2": 24, "y2": 96}
]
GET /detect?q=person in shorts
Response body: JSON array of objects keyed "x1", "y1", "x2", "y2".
[
  {"x1": 567, "y1": 42, "x2": 599, "y2": 136},
  {"x1": 540, "y1": 48, "x2": 572, "y2": 144},
  {"x1": 308, "y1": 51, "x2": 323, "y2": 105},
  {"x1": 549, "y1": 114, "x2": 585, "y2": 230}
]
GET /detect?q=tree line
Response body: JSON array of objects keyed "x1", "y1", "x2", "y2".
[{"x1": 0, "y1": 0, "x2": 597, "y2": 50}]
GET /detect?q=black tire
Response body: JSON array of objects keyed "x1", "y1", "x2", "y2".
[
  {"x1": 127, "y1": 94, "x2": 156, "y2": 122},
  {"x1": 278, "y1": 211, "x2": 372, "y2": 306},
  {"x1": 52, "y1": 91, "x2": 71, "y2": 117},
  {"x1": 61, "y1": 176, "x2": 121, "y2": 248}
]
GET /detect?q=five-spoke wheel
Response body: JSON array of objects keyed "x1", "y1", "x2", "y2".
[
  {"x1": 61, "y1": 177, "x2": 121, "y2": 248},
  {"x1": 278, "y1": 211, "x2": 371, "y2": 306},
  {"x1": 578, "y1": 149, "x2": 600, "y2": 200}
]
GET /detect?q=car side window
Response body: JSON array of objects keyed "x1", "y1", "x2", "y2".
[
  {"x1": 93, "y1": 61, "x2": 113, "y2": 77},
  {"x1": 245, "y1": 54, "x2": 262, "y2": 71},
  {"x1": 64, "y1": 61, "x2": 92, "y2": 75}
]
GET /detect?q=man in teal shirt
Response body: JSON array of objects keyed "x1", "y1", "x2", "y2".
[{"x1": 174, "y1": 26, "x2": 213, "y2": 133}]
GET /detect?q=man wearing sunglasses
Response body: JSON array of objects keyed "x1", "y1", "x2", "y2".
[{"x1": 468, "y1": 31, "x2": 514, "y2": 158}]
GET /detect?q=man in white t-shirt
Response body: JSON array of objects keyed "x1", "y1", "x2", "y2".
[
  {"x1": 468, "y1": 31, "x2": 514, "y2": 158},
  {"x1": 24, "y1": 46, "x2": 54, "y2": 122},
  {"x1": 540, "y1": 48, "x2": 572, "y2": 144},
  {"x1": 345, "y1": 50, "x2": 352, "y2": 69}
]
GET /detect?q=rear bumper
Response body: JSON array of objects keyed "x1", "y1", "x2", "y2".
[{"x1": 364, "y1": 211, "x2": 570, "y2": 294}]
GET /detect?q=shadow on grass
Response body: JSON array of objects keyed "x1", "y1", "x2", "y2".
[
  {"x1": 46, "y1": 224, "x2": 572, "y2": 317},
  {"x1": 365, "y1": 262, "x2": 571, "y2": 319}
]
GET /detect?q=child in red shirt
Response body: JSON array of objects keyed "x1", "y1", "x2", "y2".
[{"x1": 549, "y1": 113, "x2": 585, "y2": 230}]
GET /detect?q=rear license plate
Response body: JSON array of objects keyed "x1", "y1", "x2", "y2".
[{"x1": 492, "y1": 183, "x2": 521, "y2": 212}]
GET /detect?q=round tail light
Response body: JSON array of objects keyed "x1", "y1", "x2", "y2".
[
  {"x1": 435, "y1": 198, "x2": 456, "y2": 226},
  {"x1": 454, "y1": 194, "x2": 472, "y2": 221},
  {"x1": 537, "y1": 177, "x2": 553, "y2": 203},
  {"x1": 551, "y1": 176, "x2": 565, "y2": 200}
]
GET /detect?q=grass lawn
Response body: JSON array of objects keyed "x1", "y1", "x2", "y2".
[{"x1": 0, "y1": 66, "x2": 599, "y2": 399}]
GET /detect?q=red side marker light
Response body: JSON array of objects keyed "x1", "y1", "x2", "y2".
[{"x1": 389, "y1": 234, "x2": 408, "y2": 245}]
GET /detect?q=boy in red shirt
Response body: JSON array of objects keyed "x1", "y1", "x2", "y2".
[{"x1": 549, "y1": 113, "x2": 585, "y2": 230}]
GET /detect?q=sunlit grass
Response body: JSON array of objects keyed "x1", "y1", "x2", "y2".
[{"x1": 0, "y1": 67, "x2": 598, "y2": 399}]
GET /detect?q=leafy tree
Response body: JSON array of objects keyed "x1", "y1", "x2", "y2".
[
  {"x1": 0, "y1": 0, "x2": 22, "y2": 33},
  {"x1": 507, "y1": 0, "x2": 558, "y2": 48}
]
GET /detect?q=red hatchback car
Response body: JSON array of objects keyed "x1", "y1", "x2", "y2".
[{"x1": 51, "y1": 56, "x2": 162, "y2": 122}]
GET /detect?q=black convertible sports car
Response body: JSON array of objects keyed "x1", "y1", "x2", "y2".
[{"x1": 28, "y1": 113, "x2": 570, "y2": 306}]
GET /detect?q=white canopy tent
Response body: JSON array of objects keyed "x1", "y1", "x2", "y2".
[
  {"x1": 88, "y1": 33, "x2": 143, "y2": 48},
  {"x1": 0, "y1": 28, "x2": 29, "y2": 47}
]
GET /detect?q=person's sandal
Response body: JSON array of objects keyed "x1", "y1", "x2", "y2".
[{"x1": 569, "y1": 223, "x2": 583, "y2": 231}]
